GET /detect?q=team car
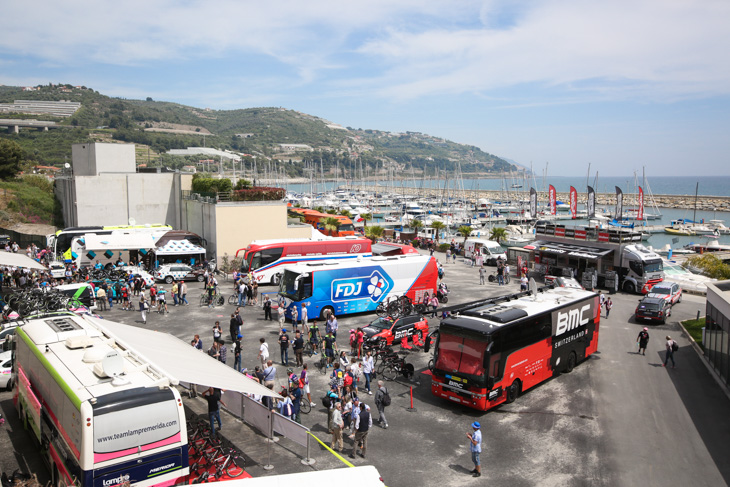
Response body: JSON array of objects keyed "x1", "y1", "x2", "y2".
[
  {"x1": 0, "y1": 350, "x2": 12, "y2": 390},
  {"x1": 155, "y1": 264, "x2": 206, "y2": 284},
  {"x1": 48, "y1": 261, "x2": 67, "y2": 279},
  {"x1": 362, "y1": 314, "x2": 429, "y2": 348},
  {"x1": 635, "y1": 296, "x2": 672, "y2": 324},
  {"x1": 647, "y1": 281, "x2": 682, "y2": 305}
]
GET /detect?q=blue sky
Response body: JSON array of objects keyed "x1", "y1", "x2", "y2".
[{"x1": 1, "y1": 0, "x2": 729, "y2": 176}]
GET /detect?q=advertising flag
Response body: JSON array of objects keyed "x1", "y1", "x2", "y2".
[
  {"x1": 529, "y1": 187, "x2": 537, "y2": 219},
  {"x1": 587, "y1": 186, "x2": 596, "y2": 218},
  {"x1": 615, "y1": 186, "x2": 623, "y2": 220},
  {"x1": 569, "y1": 186, "x2": 577, "y2": 219},
  {"x1": 637, "y1": 186, "x2": 644, "y2": 221},
  {"x1": 549, "y1": 185, "x2": 556, "y2": 215}
]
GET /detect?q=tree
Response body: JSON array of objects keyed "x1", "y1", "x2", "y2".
[
  {"x1": 323, "y1": 216, "x2": 342, "y2": 236},
  {"x1": 457, "y1": 225, "x2": 472, "y2": 243},
  {"x1": 0, "y1": 139, "x2": 25, "y2": 180},
  {"x1": 234, "y1": 179, "x2": 252, "y2": 190},
  {"x1": 365, "y1": 225, "x2": 384, "y2": 242},
  {"x1": 409, "y1": 219, "x2": 424, "y2": 231},
  {"x1": 429, "y1": 220, "x2": 446, "y2": 242},
  {"x1": 490, "y1": 227, "x2": 508, "y2": 244},
  {"x1": 340, "y1": 209, "x2": 352, "y2": 218}
]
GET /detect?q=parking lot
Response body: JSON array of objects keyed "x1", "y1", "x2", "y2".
[{"x1": 1, "y1": 251, "x2": 730, "y2": 486}]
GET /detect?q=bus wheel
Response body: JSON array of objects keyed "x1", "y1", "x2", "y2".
[
  {"x1": 566, "y1": 352, "x2": 577, "y2": 373},
  {"x1": 623, "y1": 281, "x2": 636, "y2": 294},
  {"x1": 505, "y1": 380, "x2": 521, "y2": 403},
  {"x1": 271, "y1": 274, "x2": 281, "y2": 286},
  {"x1": 320, "y1": 306, "x2": 334, "y2": 321}
]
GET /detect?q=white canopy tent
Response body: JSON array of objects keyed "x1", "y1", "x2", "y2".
[
  {"x1": 155, "y1": 240, "x2": 206, "y2": 256},
  {"x1": 0, "y1": 250, "x2": 48, "y2": 270},
  {"x1": 87, "y1": 316, "x2": 278, "y2": 398}
]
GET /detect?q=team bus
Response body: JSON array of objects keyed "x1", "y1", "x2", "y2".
[
  {"x1": 426, "y1": 284, "x2": 599, "y2": 411},
  {"x1": 278, "y1": 254, "x2": 438, "y2": 320},
  {"x1": 236, "y1": 237, "x2": 373, "y2": 285},
  {"x1": 13, "y1": 313, "x2": 188, "y2": 487},
  {"x1": 50, "y1": 224, "x2": 172, "y2": 262},
  {"x1": 289, "y1": 209, "x2": 356, "y2": 237}
]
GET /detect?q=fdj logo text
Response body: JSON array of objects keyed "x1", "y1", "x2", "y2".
[{"x1": 331, "y1": 271, "x2": 390, "y2": 303}]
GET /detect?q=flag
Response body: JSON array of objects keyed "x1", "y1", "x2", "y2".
[
  {"x1": 637, "y1": 186, "x2": 644, "y2": 221},
  {"x1": 587, "y1": 186, "x2": 596, "y2": 218},
  {"x1": 529, "y1": 187, "x2": 537, "y2": 219},
  {"x1": 615, "y1": 186, "x2": 623, "y2": 220},
  {"x1": 549, "y1": 185, "x2": 556, "y2": 215},
  {"x1": 569, "y1": 186, "x2": 577, "y2": 219}
]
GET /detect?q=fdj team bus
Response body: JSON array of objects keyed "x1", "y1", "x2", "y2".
[
  {"x1": 13, "y1": 313, "x2": 188, "y2": 487},
  {"x1": 427, "y1": 285, "x2": 599, "y2": 411},
  {"x1": 279, "y1": 254, "x2": 438, "y2": 320},
  {"x1": 236, "y1": 237, "x2": 373, "y2": 285}
]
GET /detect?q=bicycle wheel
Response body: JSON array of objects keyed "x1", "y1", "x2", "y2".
[
  {"x1": 225, "y1": 455, "x2": 245, "y2": 478},
  {"x1": 382, "y1": 364, "x2": 397, "y2": 381},
  {"x1": 375, "y1": 302, "x2": 387, "y2": 317},
  {"x1": 303, "y1": 342, "x2": 313, "y2": 357},
  {"x1": 317, "y1": 357, "x2": 328, "y2": 374},
  {"x1": 216, "y1": 295, "x2": 225, "y2": 306},
  {"x1": 299, "y1": 399, "x2": 311, "y2": 414},
  {"x1": 199, "y1": 295, "x2": 208, "y2": 307},
  {"x1": 228, "y1": 294, "x2": 237, "y2": 305}
]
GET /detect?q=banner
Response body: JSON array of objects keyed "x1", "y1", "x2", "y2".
[
  {"x1": 569, "y1": 186, "x2": 577, "y2": 219},
  {"x1": 587, "y1": 186, "x2": 595, "y2": 218},
  {"x1": 529, "y1": 187, "x2": 537, "y2": 219},
  {"x1": 637, "y1": 186, "x2": 644, "y2": 221},
  {"x1": 615, "y1": 186, "x2": 623, "y2": 220},
  {"x1": 549, "y1": 185, "x2": 556, "y2": 215}
]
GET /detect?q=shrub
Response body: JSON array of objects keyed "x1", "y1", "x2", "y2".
[
  {"x1": 231, "y1": 187, "x2": 285, "y2": 202},
  {"x1": 438, "y1": 243, "x2": 450, "y2": 252}
]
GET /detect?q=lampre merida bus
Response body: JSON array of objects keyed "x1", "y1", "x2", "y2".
[
  {"x1": 427, "y1": 285, "x2": 599, "y2": 411},
  {"x1": 279, "y1": 254, "x2": 438, "y2": 320},
  {"x1": 13, "y1": 313, "x2": 188, "y2": 487}
]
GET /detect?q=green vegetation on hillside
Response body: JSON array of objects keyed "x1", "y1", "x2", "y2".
[{"x1": 0, "y1": 175, "x2": 63, "y2": 226}]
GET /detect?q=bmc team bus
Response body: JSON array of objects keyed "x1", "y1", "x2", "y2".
[
  {"x1": 288, "y1": 209, "x2": 356, "y2": 237},
  {"x1": 13, "y1": 313, "x2": 188, "y2": 487},
  {"x1": 50, "y1": 224, "x2": 172, "y2": 263},
  {"x1": 278, "y1": 254, "x2": 438, "y2": 320},
  {"x1": 236, "y1": 237, "x2": 373, "y2": 285},
  {"x1": 427, "y1": 284, "x2": 599, "y2": 411}
]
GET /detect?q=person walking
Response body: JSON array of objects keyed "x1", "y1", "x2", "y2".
[
  {"x1": 96, "y1": 286, "x2": 107, "y2": 311},
  {"x1": 179, "y1": 280, "x2": 188, "y2": 305},
  {"x1": 479, "y1": 266, "x2": 485, "y2": 285},
  {"x1": 278, "y1": 303, "x2": 286, "y2": 329},
  {"x1": 349, "y1": 402, "x2": 372, "y2": 459},
  {"x1": 330, "y1": 402, "x2": 345, "y2": 452},
  {"x1": 636, "y1": 327, "x2": 650, "y2": 355},
  {"x1": 605, "y1": 298, "x2": 613, "y2": 318},
  {"x1": 362, "y1": 351, "x2": 374, "y2": 395},
  {"x1": 301, "y1": 303, "x2": 308, "y2": 332},
  {"x1": 233, "y1": 334, "x2": 243, "y2": 371},
  {"x1": 203, "y1": 387, "x2": 226, "y2": 437},
  {"x1": 466, "y1": 421, "x2": 482, "y2": 477},
  {"x1": 291, "y1": 306, "x2": 299, "y2": 331},
  {"x1": 258, "y1": 337, "x2": 269, "y2": 366},
  {"x1": 293, "y1": 330, "x2": 304, "y2": 367},
  {"x1": 300, "y1": 363, "x2": 315, "y2": 407},
  {"x1": 279, "y1": 328, "x2": 290, "y2": 365},
  {"x1": 171, "y1": 281, "x2": 179, "y2": 306},
  {"x1": 497, "y1": 261, "x2": 504, "y2": 285},
  {"x1": 229, "y1": 314, "x2": 239, "y2": 343},
  {"x1": 139, "y1": 293, "x2": 149, "y2": 324},
  {"x1": 212, "y1": 321, "x2": 222, "y2": 344},
  {"x1": 374, "y1": 380, "x2": 389, "y2": 428},
  {"x1": 663, "y1": 335, "x2": 677, "y2": 368},
  {"x1": 262, "y1": 360, "x2": 276, "y2": 387},
  {"x1": 263, "y1": 296, "x2": 272, "y2": 321},
  {"x1": 237, "y1": 280, "x2": 246, "y2": 306}
]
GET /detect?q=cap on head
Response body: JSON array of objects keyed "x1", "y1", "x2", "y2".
[
  {"x1": 237, "y1": 334, "x2": 243, "y2": 338},
  {"x1": 472, "y1": 421, "x2": 480, "y2": 429},
  {"x1": 643, "y1": 327, "x2": 648, "y2": 331},
  {"x1": 282, "y1": 329, "x2": 287, "y2": 333}
]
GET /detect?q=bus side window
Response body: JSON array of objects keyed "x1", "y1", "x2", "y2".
[{"x1": 261, "y1": 247, "x2": 284, "y2": 266}]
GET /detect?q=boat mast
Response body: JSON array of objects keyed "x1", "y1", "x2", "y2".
[{"x1": 693, "y1": 182, "x2": 699, "y2": 223}]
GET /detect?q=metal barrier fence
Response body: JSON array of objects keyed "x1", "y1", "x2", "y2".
[{"x1": 179, "y1": 381, "x2": 315, "y2": 466}]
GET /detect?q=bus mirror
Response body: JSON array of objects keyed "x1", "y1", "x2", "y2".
[
  {"x1": 241, "y1": 260, "x2": 249, "y2": 271},
  {"x1": 423, "y1": 335, "x2": 431, "y2": 353},
  {"x1": 482, "y1": 350, "x2": 491, "y2": 370}
]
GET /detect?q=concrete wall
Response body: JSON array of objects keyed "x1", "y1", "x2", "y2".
[
  {"x1": 54, "y1": 178, "x2": 77, "y2": 227},
  {"x1": 708, "y1": 282, "x2": 730, "y2": 319},
  {"x1": 71, "y1": 142, "x2": 135, "y2": 176},
  {"x1": 182, "y1": 198, "x2": 217, "y2": 257}
]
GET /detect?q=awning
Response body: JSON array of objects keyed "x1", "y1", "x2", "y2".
[
  {"x1": 88, "y1": 317, "x2": 278, "y2": 398},
  {"x1": 372, "y1": 242, "x2": 419, "y2": 256},
  {"x1": 0, "y1": 250, "x2": 48, "y2": 270},
  {"x1": 83, "y1": 233, "x2": 157, "y2": 251},
  {"x1": 155, "y1": 239, "x2": 206, "y2": 256},
  {"x1": 534, "y1": 240, "x2": 613, "y2": 260}
]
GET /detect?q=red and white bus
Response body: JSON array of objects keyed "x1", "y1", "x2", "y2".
[
  {"x1": 236, "y1": 237, "x2": 373, "y2": 285},
  {"x1": 427, "y1": 285, "x2": 599, "y2": 411}
]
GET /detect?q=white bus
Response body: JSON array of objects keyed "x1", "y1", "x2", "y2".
[{"x1": 13, "y1": 313, "x2": 188, "y2": 487}]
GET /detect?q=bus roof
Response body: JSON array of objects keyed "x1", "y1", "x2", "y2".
[
  {"x1": 18, "y1": 313, "x2": 171, "y2": 404},
  {"x1": 443, "y1": 287, "x2": 596, "y2": 334},
  {"x1": 281, "y1": 253, "x2": 430, "y2": 273},
  {"x1": 247, "y1": 236, "x2": 367, "y2": 247}
]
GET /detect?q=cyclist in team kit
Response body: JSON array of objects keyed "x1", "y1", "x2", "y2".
[{"x1": 309, "y1": 320, "x2": 323, "y2": 355}]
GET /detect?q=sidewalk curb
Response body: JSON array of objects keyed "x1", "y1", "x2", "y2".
[{"x1": 678, "y1": 319, "x2": 730, "y2": 402}]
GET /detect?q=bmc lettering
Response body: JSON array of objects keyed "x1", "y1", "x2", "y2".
[{"x1": 555, "y1": 304, "x2": 590, "y2": 336}]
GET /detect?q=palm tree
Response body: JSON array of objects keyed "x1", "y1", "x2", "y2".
[
  {"x1": 323, "y1": 216, "x2": 342, "y2": 236},
  {"x1": 365, "y1": 225, "x2": 384, "y2": 242},
  {"x1": 430, "y1": 220, "x2": 446, "y2": 242},
  {"x1": 360, "y1": 213, "x2": 372, "y2": 226},
  {"x1": 409, "y1": 219, "x2": 424, "y2": 231},
  {"x1": 490, "y1": 227, "x2": 508, "y2": 244},
  {"x1": 340, "y1": 209, "x2": 352, "y2": 218}
]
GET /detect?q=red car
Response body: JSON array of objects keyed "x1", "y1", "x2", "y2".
[
  {"x1": 362, "y1": 314, "x2": 429, "y2": 347},
  {"x1": 647, "y1": 281, "x2": 682, "y2": 305}
]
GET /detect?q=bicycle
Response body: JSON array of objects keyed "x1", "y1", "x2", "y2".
[
  {"x1": 381, "y1": 355, "x2": 415, "y2": 381},
  {"x1": 199, "y1": 290, "x2": 226, "y2": 307},
  {"x1": 303, "y1": 341, "x2": 314, "y2": 357},
  {"x1": 314, "y1": 354, "x2": 329, "y2": 374},
  {"x1": 279, "y1": 385, "x2": 312, "y2": 414}
]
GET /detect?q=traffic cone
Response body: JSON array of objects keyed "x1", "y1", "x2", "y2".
[{"x1": 401, "y1": 335, "x2": 412, "y2": 349}]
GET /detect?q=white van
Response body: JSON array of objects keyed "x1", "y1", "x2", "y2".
[{"x1": 464, "y1": 238, "x2": 507, "y2": 266}]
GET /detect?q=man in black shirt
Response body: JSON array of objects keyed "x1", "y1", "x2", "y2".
[
  {"x1": 279, "y1": 328, "x2": 290, "y2": 365},
  {"x1": 203, "y1": 387, "x2": 226, "y2": 437},
  {"x1": 324, "y1": 331, "x2": 337, "y2": 367},
  {"x1": 293, "y1": 330, "x2": 304, "y2": 367}
]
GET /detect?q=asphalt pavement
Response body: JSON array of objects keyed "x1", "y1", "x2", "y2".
[{"x1": 1, "y1": 252, "x2": 729, "y2": 486}]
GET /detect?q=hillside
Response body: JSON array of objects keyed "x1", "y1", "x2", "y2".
[{"x1": 0, "y1": 83, "x2": 520, "y2": 177}]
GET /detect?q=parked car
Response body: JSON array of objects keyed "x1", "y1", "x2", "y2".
[
  {"x1": 0, "y1": 350, "x2": 12, "y2": 390},
  {"x1": 362, "y1": 314, "x2": 429, "y2": 348},
  {"x1": 48, "y1": 261, "x2": 67, "y2": 279},
  {"x1": 155, "y1": 264, "x2": 206, "y2": 284},
  {"x1": 635, "y1": 296, "x2": 672, "y2": 324},
  {"x1": 647, "y1": 281, "x2": 682, "y2": 305},
  {"x1": 56, "y1": 283, "x2": 97, "y2": 310}
]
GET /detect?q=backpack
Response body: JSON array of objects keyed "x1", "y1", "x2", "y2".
[
  {"x1": 381, "y1": 388, "x2": 391, "y2": 407},
  {"x1": 671, "y1": 340, "x2": 679, "y2": 352},
  {"x1": 322, "y1": 395, "x2": 332, "y2": 409}
]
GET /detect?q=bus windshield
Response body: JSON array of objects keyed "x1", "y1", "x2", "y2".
[
  {"x1": 644, "y1": 259, "x2": 663, "y2": 274},
  {"x1": 435, "y1": 332, "x2": 488, "y2": 382},
  {"x1": 340, "y1": 223, "x2": 355, "y2": 232},
  {"x1": 279, "y1": 271, "x2": 312, "y2": 301}
]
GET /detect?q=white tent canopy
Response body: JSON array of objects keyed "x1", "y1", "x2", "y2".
[
  {"x1": 83, "y1": 233, "x2": 158, "y2": 251},
  {"x1": 0, "y1": 250, "x2": 48, "y2": 270},
  {"x1": 155, "y1": 240, "x2": 206, "y2": 256},
  {"x1": 88, "y1": 317, "x2": 278, "y2": 398}
]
